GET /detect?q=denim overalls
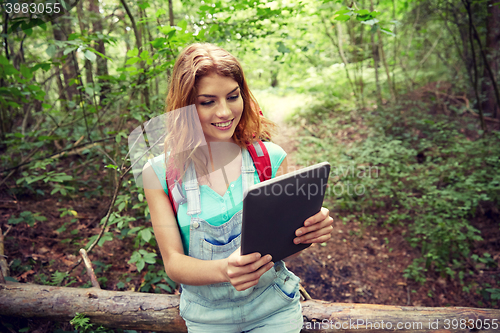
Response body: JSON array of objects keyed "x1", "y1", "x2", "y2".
[{"x1": 178, "y1": 149, "x2": 303, "y2": 333}]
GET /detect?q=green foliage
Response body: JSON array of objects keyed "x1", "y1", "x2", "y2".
[
  {"x1": 8, "y1": 211, "x2": 46, "y2": 226},
  {"x1": 295, "y1": 97, "x2": 500, "y2": 287},
  {"x1": 139, "y1": 264, "x2": 176, "y2": 293},
  {"x1": 128, "y1": 249, "x2": 157, "y2": 273},
  {"x1": 70, "y1": 313, "x2": 111, "y2": 333},
  {"x1": 35, "y1": 271, "x2": 76, "y2": 287}
]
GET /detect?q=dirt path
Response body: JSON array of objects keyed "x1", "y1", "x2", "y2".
[{"x1": 254, "y1": 91, "x2": 311, "y2": 168}]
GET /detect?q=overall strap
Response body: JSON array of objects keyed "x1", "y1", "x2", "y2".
[
  {"x1": 241, "y1": 149, "x2": 255, "y2": 199},
  {"x1": 183, "y1": 162, "x2": 201, "y2": 216},
  {"x1": 166, "y1": 167, "x2": 185, "y2": 217}
]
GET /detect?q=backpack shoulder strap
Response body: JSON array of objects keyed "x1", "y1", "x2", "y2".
[{"x1": 247, "y1": 140, "x2": 272, "y2": 182}]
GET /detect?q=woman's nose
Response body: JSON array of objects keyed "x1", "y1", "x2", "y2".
[{"x1": 215, "y1": 100, "x2": 231, "y2": 118}]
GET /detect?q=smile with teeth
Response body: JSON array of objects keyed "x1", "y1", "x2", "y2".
[{"x1": 212, "y1": 119, "x2": 233, "y2": 128}]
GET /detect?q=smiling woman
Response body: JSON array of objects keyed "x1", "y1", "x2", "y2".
[
  {"x1": 142, "y1": 43, "x2": 333, "y2": 333},
  {"x1": 195, "y1": 74, "x2": 243, "y2": 143}
]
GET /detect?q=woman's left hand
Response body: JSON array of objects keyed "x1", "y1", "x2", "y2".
[{"x1": 294, "y1": 207, "x2": 333, "y2": 244}]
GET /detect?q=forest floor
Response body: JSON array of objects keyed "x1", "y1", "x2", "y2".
[{"x1": 1, "y1": 90, "x2": 499, "y2": 331}]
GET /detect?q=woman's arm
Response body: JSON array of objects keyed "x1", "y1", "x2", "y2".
[
  {"x1": 275, "y1": 157, "x2": 334, "y2": 247},
  {"x1": 143, "y1": 162, "x2": 273, "y2": 290}
]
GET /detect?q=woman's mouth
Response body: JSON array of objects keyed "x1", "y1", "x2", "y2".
[{"x1": 212, "y1": 119, "x2": 234, "y2": 130}]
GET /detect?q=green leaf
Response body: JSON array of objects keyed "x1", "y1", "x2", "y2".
[
  {"x1": 334, "y1": 14, "x2": 351, "y2": 21},
  {"x1": 84, "y1": 50, "x2": 96, "y2": 62},
  {"x1": 127, "y1": 48, "x2": 139, "y2": 57},
  {"x1": 63, "y1": 46, "x2": 77, "y2": 55},
  {"x1": 209, "y1": 24, "x2": 219, "y2": 35},
  {"x1": 0, "y1": 55, "x2": 9, "y2": 65},
  {"x1": 355, "y1": 9, "x2": 369, "y2": 16},
  {"x1": 21, "y1": 22, "x2": 33, "y2": 36},
  {"x1": 276, "y1": 41, "x2": 290, "y2": 54},
  {"x1": 3, "y1": 64, "x2": 19, "y2": 75},
  {"x1": 156, "y1": 8, "x2": 167, "y2": 17},
  {"x1": 151, "y1": 37, "x2": 167, "y2": 49},
  {"x1": 335, "y1": 9, "x2": 351, "y2": 15},
  {"x1": 85, "y1": 85, "x2": 94, "y2": 96},
  {"x1": 98, "y1": 233, "x2": 114, "y2": 247},
  {"x1": 34, "y1": 215, "x2": 47, "y2": 222},
  {"x1": 143, "y1": 252, "x2": 157, "y2": 264},
  {"x1": 8, "y1": 101, "x2": 21, "y2": 108},
  {"x1": 60, "y1": 0, "x2": 69, "y2": 10},
  {"x1": 177, "y1": 19, "x2": 188, "y2": 31},
  {"x1": 156, "y1": 283, "x2": 172, "y2": 292},
  {"x1": 46, "y1": 45, "x2": 57, "y2": 58},
  {"x1": 140, "y1": 50, "x2": 149, "y2": 60},
  {"x1": 125, "y1": 57, "x2": 140, "y2": 65},
  {"x1": 32, "y1": 63, "x2": 52, "y2": 72},
  {"x1": 138, "y1": 0, "x2": 150, "y2": 9},
  {"x1": 141, "y1": 228, "x2": 152, "y2": 242},
  {"x1": 380, "y1": 28, "x2": 395, "y2": 37},
  {"x1": 136, "y1": 260, "x2": 145, "y2": 272}
]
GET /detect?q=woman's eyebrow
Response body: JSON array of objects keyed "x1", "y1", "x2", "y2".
[{"x1": 197, "y1": 86, "x2": 239, "y2": 98}]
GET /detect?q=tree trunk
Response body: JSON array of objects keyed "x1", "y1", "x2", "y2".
[
  {"x1": 89, "y1": 0, "x2": 110, "y2": 105},
  {"x1": 169, "y1": 0, "x2": 174, "y2": 26},
  {"x1": 1, "y1": 282, "x2": 500, "y2": 332},
  {"x1": 481, "y1": 0, "x2": 500, "y2": 119},
  {"x1": 52, "y1": 17, "x2": 78, "y2": 103},
  {"x1": 76, "y1": 1, "x2": 94, "y2": 105},
  {"x1": 377, "y1": 28, "x2": 396, "y2": 103},
  {"x1": 120, "y1": 0, "x2": 150, "y2": 111},
  {"x1": 370, "y1": 0, "x2": 382, "y2": 106}
]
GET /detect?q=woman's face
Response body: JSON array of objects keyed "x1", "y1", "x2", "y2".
[{"x1": 195, "y1": 73, "x2": 243, "y2": 143}]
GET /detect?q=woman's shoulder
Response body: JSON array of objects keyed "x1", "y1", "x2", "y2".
[
  {"x1": 143, "y1": 153, "x2": 168, "y2": 193},
  {"x1": 260, "y1": 141, "x2": 286, "y2": 178},
  {"x1": 262, "y1": 141, "x2": 286, "y2": 159}
]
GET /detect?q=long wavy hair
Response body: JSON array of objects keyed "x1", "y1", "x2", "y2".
[{"x1": 164, "y1": 43, "x2": 276, "y2": 180}]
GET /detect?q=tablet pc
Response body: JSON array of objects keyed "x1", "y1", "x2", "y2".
[{"x1": 241, "y1": 162, "x2": 331, "y2": 262}]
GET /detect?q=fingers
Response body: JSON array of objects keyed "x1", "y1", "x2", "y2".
[
  {"x1": 294, "y1": 207, "x2": 333, "y2": 244},
  {"x1": 233, "y1": 251, "x2": 264, "y2": 267},
  {"x1": 230, "y1": 260, "x2": 275, "y2": 291},
  {"x1": 226, "y1": 250, "x2": 274, "y2": 291},
  {"x1": 294, "y1": 224, "x2": 333, "y2": 244},
  {"x1": 228, "y1": 254, "x2": 273, "y2": 278},
  {"x1": 304, "y1": 207, "x2": 330, "y2": 227}
]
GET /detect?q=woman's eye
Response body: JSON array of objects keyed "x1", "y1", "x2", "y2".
[
  {"x1": 228, "y1": 94, "x2": 240, "y2": 100},
  {"x1": 200, "y1": 100, "x2": 213, "y2": 106}
]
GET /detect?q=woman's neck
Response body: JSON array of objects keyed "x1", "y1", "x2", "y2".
[{"x1": 204, "y1": 141, "x2": 241, "y2": 172}]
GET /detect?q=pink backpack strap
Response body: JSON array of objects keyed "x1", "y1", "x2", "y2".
[{"x1": 247, "y1": 140, "x2": 272, "y2": 182}]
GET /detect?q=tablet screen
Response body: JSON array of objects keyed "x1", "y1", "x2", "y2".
[{"x1": 241, "y1": 162, "x2": 330, "y2": 262}]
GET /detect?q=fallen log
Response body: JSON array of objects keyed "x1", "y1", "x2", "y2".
[{"x1": 1, "y1": 282, "x2": 499, "y2": 332}]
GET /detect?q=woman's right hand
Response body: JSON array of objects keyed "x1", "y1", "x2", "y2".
[{"x1": 224, "y1": 248, "x2": 274, "y2": 291}]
